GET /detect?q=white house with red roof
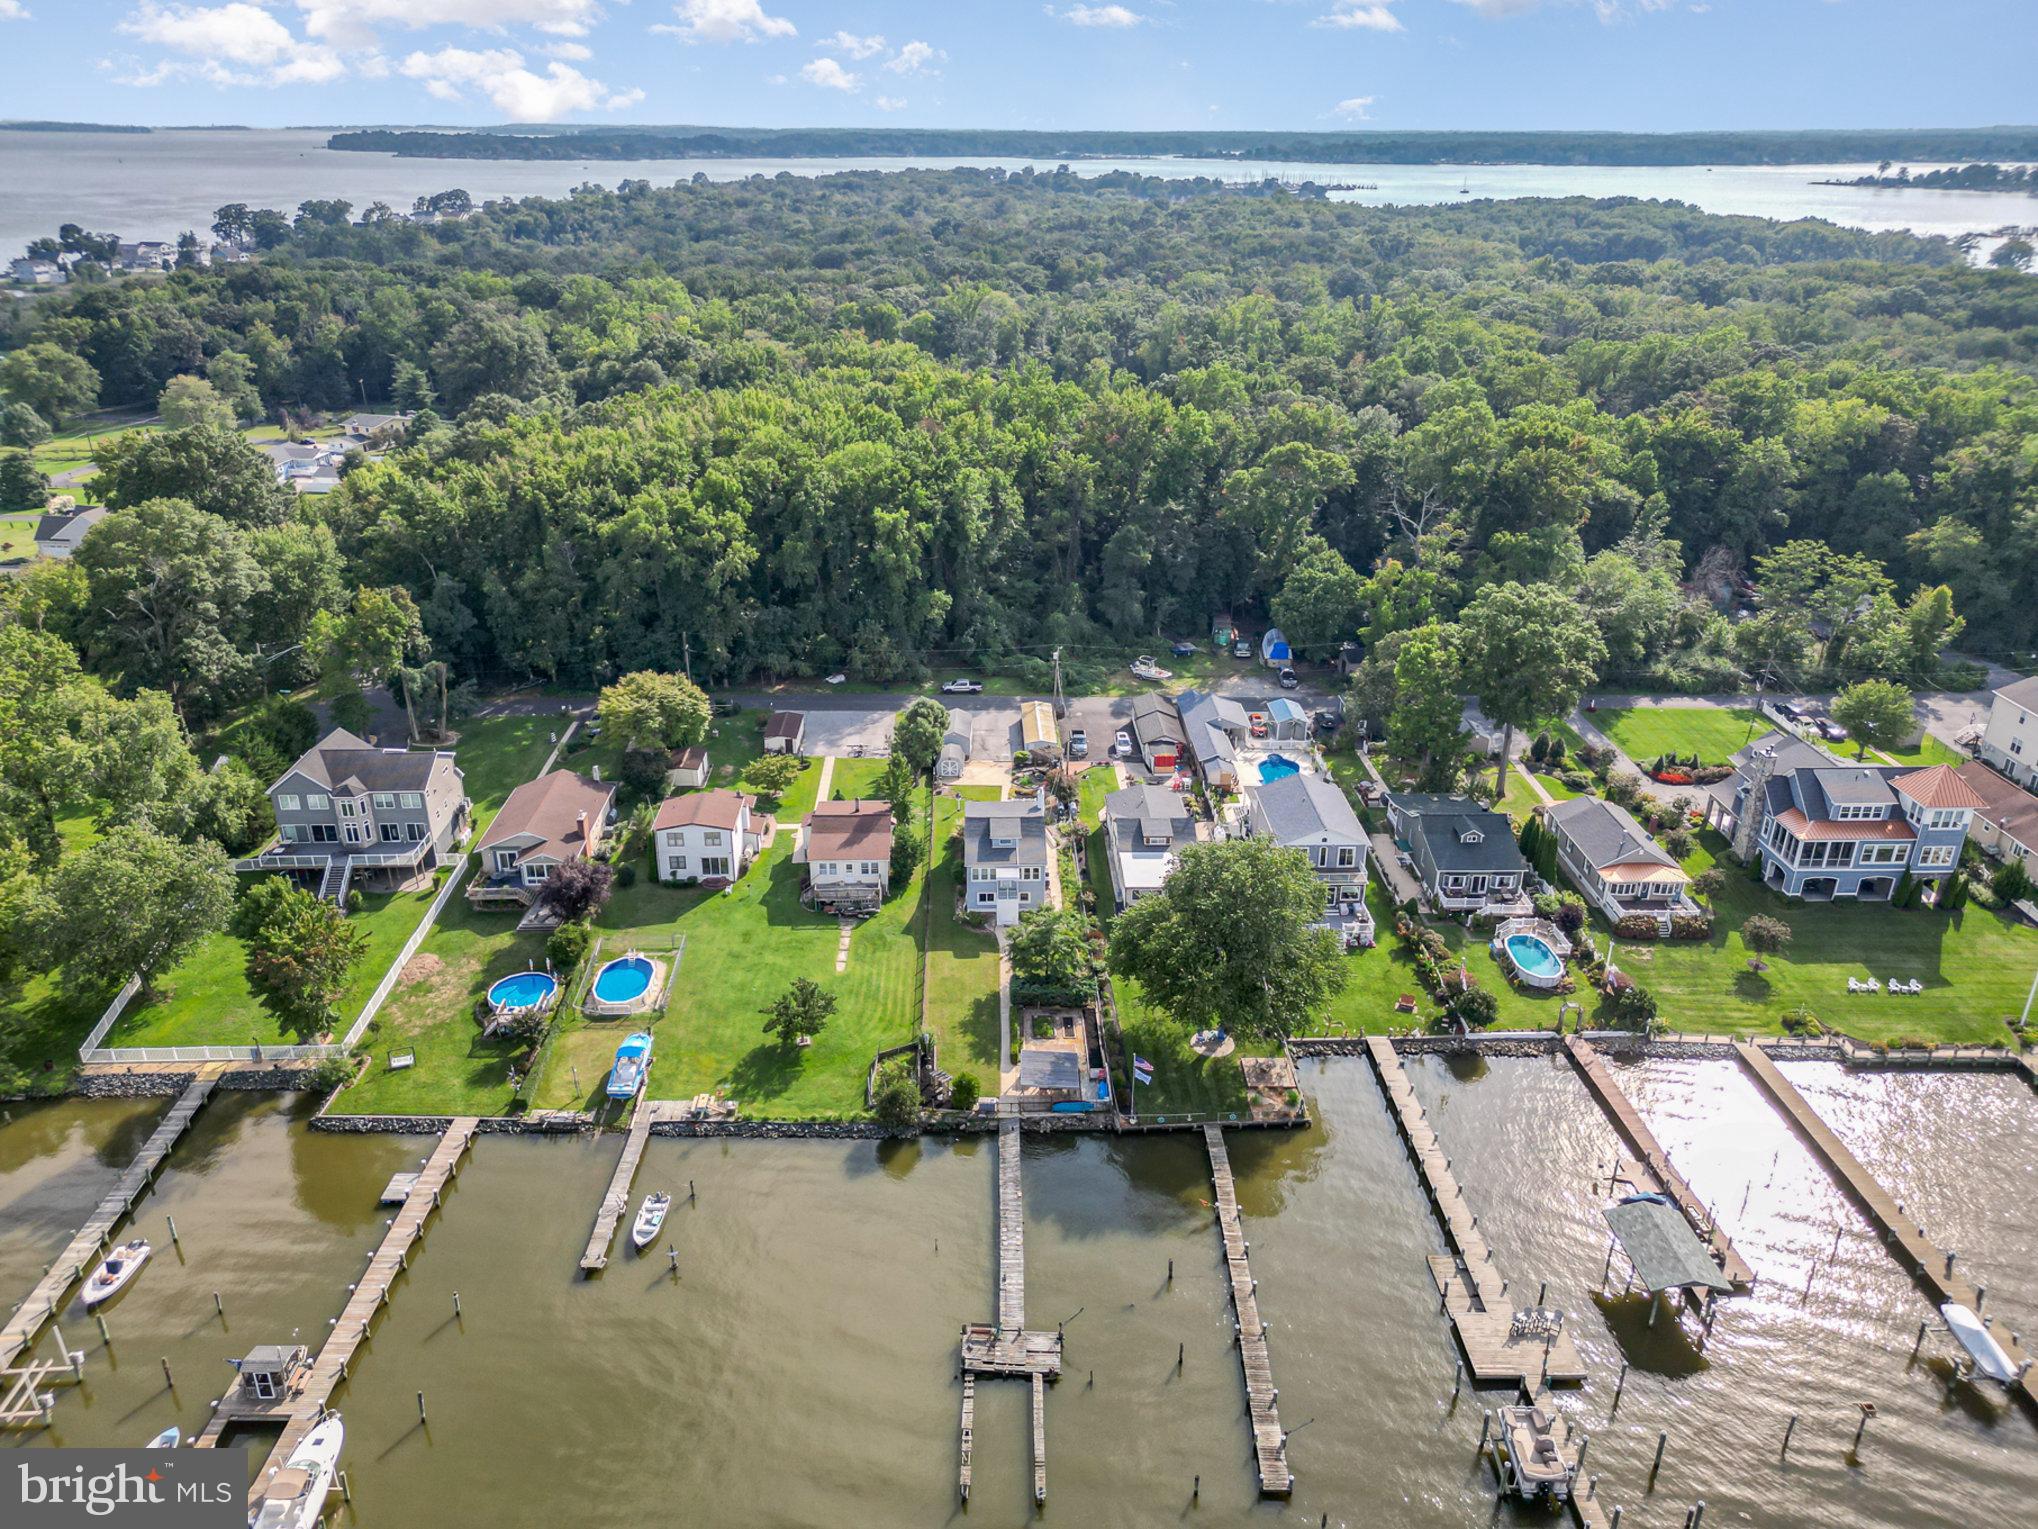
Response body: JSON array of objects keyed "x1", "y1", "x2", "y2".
[{"x1": 653, "y1": 788, "x2": 767, "y2": 887}]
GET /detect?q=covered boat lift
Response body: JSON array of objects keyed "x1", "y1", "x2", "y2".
[{"x1": 1602, "y1": 1194, "x2": 1734, "y2": 1339}]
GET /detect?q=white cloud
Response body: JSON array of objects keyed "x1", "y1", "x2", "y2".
[
  {"x1": 1314, "y1": 2, "x2": 1404, "y2": 31},
  {"x1": 1332, "y1": 95, "x2": 1375, "y2": 118},
  {"x1": 1439, "y1": 0, "x2": 1540, "y2": 14},
  {"x1": 874, "y1": 95, "x2": 907, "y2": 112},
  {"x1": 541, "y1": 40, "x2": 592, "y2": 60},
  {"x1": 399, "y1": 44, "x2": 641, "y2": 118},
  {"x1": 1058, "y1": 5, "x2": 1143, "y2": 28},
  {"x1": 293, "y1": 1, "x2": 608, "y2": 46},
  {"x1": 818, "y1": 29, "x2": 885, "y2": 59},
  {"x1": 885, "y1": 39, "x2": 943, "y2": 74},
  {"x1": 0, "y1": 1, "x2": 29, "y2": 20},
  {"x1": 654, "y1": 0, "x2": 795, "y2": 43},
  {"x1": 799, "y1": 56, "x2": 859, "y2": 91},
  {"x1": 1442, "y1": 0, "x2": 1679, "y2": 16},
  {"x1": 117, "y1": 3, "x2": 345, "y2": 86}
]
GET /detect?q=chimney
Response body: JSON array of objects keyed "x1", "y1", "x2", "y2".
[{"x1": 1730, "y1": 745, "x2": 1775, "y2": 865}]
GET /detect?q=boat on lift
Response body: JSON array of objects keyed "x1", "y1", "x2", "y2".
[
  {"x1": 1942, "y1": 1301, "x2": 2021, "y2": 1384},
  {"x1": 607, "y1": 1032, "x2": 653, "y2": 1100},
  {"x1": 248, "y1": 1412, "x2": 344, "y2": 1529},
  {"x1": 1495, "y1": 1403, "x2": 1578, "y2": 1502}
]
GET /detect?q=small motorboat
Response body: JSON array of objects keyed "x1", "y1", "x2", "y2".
[
  {"x1": 632, "y1": 1192, "x2": 672, "y2": 1250},
  {"x1": 249, "y1": 1411, "x2": 343, "y2": 1529},
  {"x1": 1497, "y1": 1404, "x2": 1576, "y2": 1502},
  {"x1": 82, "y1": 1239, "x2": 151, "y2": 1309},
  {"x1": 145, "y1": 1425, "x2": 181, "y2": 1449},
  {"x1": 1943, "y1": 1301, "x2": 2021, "y2": 1384},
  {"x1": 607, "y1": 1032, "x2": 653, "y2": 1100}
]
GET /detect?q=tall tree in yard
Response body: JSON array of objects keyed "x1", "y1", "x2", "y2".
[
  {"x1": 597, "y1": 670, "x2": 710, "y2": 752},
  {"x1": 1109, "y1": 837, "x2": 1346, "y2": 1041},
  {"x1": 1271, "y1": 539, "x2": 1366, "y2": 660},
  {"x1": 30, "y1": 826, "x2": 235, "y2": 997},
  {"x1": 1455, "y1": 582, "x2": 1605, "y2": 801},
  {"x1": 241, "y1": 882, "x2": 369, "y2": 1039},
  {"x1": 891, "y1": 697, "x2": 950, "y2": 776},
  {"x1": 0, "y1": 450, "x2": 46, "y2": 514},
  {"x1": 1389, "y1": 622, "x2": 1467, "y2": 789},
  {"x1": 1830, "y1": 679, "x2": 1915, "y2": 758},
  {"x1": 91, "y1": 425, "x2": 291, "y2": 528},
  {"x1": 762, "y1": 977, "x2": 836, "y2": 1050}
]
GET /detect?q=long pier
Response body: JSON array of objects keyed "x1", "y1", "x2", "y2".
[
  {"x1": 1363, "y1": 1038, "x2": 1587, "y2": 1388},
  {"x1": 580, "y1": 1100, "x2": 682, "y2": 1272},
  {"x1": 0, "y1": 1069, "x2": 223, "y2": 1377},
  {"x1": 1203, "y1": 1126, "x2": 1292, "y2": 1496},
  {"x1": 193, "y1": 1118, "x2": 479, "y2": 1494},
  {"x1": 1563, "y1": 1036, "x2": 1753, "y2": 1288},
  {"x1": 958, "y1": 1121, "x2": 1059, "y2": 1505},
  {"x1": 1733, "y1": 1042, "x2": 2038, "y2": 1413}
]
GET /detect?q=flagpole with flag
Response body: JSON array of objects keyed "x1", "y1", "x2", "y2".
[{"x1": 1131, "y1": 1052, "x2": 1155, "y2": 1115}]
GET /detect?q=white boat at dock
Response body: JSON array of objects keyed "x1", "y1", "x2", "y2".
[
  {"x1": 249, "y1": 1412, "x2": 344, "y2": 1529},
  {"x1": 82, "y1": 1239, "x2": 151, "y2": 1309},
  {"x1": 1496, "y1": 1403, "x2": 1576, "y2": 1502},
  {"x1": 632, "y1": 1192, "x2": 672, "y2": 1250},
  {"x1": 1943, "y1": 1302, "x2": 2022, "y2": 1384}
]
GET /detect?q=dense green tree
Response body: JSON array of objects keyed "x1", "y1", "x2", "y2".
[
  {"x1": 762, "y1": 976, "x2": 836, "y2": 1050},
  {"x1": 157, "y1": 375, "x2": 236, "y2": 432},
  {"x1": 596, "y1": 670, "x2": 710, "y2": 751},
  {"x1": 1008, "y1": 905, "x2": 1094, "y2": 1004},
  {"x1": 91, "y1": 425, "x2": 291, "y2": 527},
  {"x1": 31, "y1": 825, "x2": 235, "y2": 996},
  {"x1": 1271, "y1": 540, "x2": 1366, "y2": 660},
  {"x1": 892, "y1": 697, "x2": 951, "y2": 775},
  {"x1": 0, "y1": 343, "x2": 99, "y2": 426},
  {"x1": 0, "y1": 402, "x2": 51, "y2": 449},
  {"x1": 239, "y1": 880, "x2": 369, "y2": 1038},
  {"x1": 1109, "y1": 837, "x2": 1347, "y2": 1041},
  {"x1": 1830, "y1": 678, "x2": 1916, "y2": 757},
  {"x1": 0, "y1": 451, "x2": 46, "y2": 514},
  {"x1": 0, "y1": 625, "x2": 101, "y2": 865},
  {"x1": 1388, "y1": 623, "x2": 1467, "y2": 789},
  {"x1": 1455, "y1": 582, "x2": 1606, "y2": 800},
  {"x1": 744, "y1": 752, "x2": 803, "y2": 804}
]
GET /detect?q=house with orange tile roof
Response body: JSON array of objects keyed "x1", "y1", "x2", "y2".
[
  {"x1": 1705, "y1": 730, "x2": 1986, "y2": 902},
  {"x1": 1545, "y1": 795, "x2": 1697, "y2": 933}
]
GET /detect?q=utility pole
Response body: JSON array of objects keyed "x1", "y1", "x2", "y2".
[
  {"x1": 681, "y1": 631, "x2": 692, "y2": 685},
  {"x1": 1051, "y1": 646, "x2": 1066, "y2": 719}
]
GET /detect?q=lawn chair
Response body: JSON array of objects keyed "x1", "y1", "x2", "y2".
[
  {"x1": 1846, "y1": 978, "x2": 1864, "y2": 994},
  {"x1": 1395, "y1": 994, "x2": 1419, "y2": 1014}
]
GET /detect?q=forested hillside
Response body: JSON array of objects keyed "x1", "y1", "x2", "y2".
[{"x1": 4, "y1": 169, "x2": 2035, "y2": 708}]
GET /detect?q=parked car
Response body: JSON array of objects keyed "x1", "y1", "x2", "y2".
[
  {"x1": 1232, "y1": 638, "x2": 1252, "y2": 659},
  {"x1": 1817, "y1": 718, "x2": 1848, "y2": 743},
  {"x1": 1278, "y1": 667, "x2": 1299, "y2": 689},
  {"x1": 1777, "y1": 702, "x2": 1805, "y2": 722},
  {"x1": 1313, "y1": 708, "x2": 1341, "y2": 736},
  {"x1": 1067, "y1": 729, "x2": 1089, "y2": 759},
  {"x1": 1248, "y1": 712, "x2": 1270, "y2": 740},
  {"x1": 1112, "y1": 730, "x2": 1134, "y2": 759},
  {"x1": 1169, "y1": 640, "x2": 1198, "y2": 657},
  {"x1": 940, "y1": 678, "x2": 984, "y2": 694}
]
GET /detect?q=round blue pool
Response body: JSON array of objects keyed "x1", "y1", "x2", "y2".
[
  {"x1": 487, "y1": 970, "x2": 558, "y2": 1011},
  {"x1": 1503, "y1": 933, "x2": 1565, "y2": 985},
  {"x1": 592, "y1": 955, "x2": 654, "y2": 1006},
  {"x1": 1258, "y1": 754, "x2": 1302, "y2": 784}
]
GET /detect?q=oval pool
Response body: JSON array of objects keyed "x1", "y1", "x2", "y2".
[
  {"x1": 592, "y1": 955, "x2": 654, "y2": 1006},
  {"x1": 486, "y1": 970, "x2": 558, "y2": 1011},
  {"x1": 1503, "y1": 933, "x2": 1565, "y2": 984}
]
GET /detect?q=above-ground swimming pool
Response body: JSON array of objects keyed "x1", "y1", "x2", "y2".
[
  {"x1": 591, "y1": 954, "x2": 655, "y2": 1007},
  {"x1": 487, "y1": 970, "x2": 558, "y2": 1012},
  {"x1": 1258, "y1": 754, "x2": 1302, "y2": 784},
  {"x1": 1502, "y1": 933, "x2": 1565, "y2": 988}
]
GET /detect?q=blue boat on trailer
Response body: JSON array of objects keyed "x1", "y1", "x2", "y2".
[{"x1": 607, "y1": 1032, "x2": 653, "y2": 1100}]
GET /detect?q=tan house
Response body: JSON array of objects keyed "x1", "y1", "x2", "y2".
[
  {"x1": 469, "y1": 770, "x2": 617, "y2": 909},
  {"x1": 796, "y1": 800, "x2": 893, "y2": 912},
  {"x1": 1974, "y1": 675, "x2": 2038, "y2": 793},
  {"x1": 1954, "y1": 762, "x2": 2038, "y2": 882},
  {"x1": 654, "y1": 789, "x2": 766, "y2": 887},
  {"x1": 666, "y1": 744, "x2": 711, "y2": 790}
]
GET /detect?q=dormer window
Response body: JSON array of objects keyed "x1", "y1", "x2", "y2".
[
  {"x1": 1459, "y1": 828, "x2": 1483, "y2": 844},
  {"x1": 993, "y1": 834, "x2": 1017, "y2": 848}
]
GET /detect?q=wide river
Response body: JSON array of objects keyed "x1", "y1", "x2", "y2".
[
  {"x1": 2, "y1": 1057, "x2": 2033, "y2": 1526},
  {"x1": 4, "y1": 128, "x2": 2037, "y2": 258}
]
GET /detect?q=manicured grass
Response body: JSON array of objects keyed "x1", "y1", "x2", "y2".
[
  {"x1": 1596, "y1": 705, "x2": 1770, "y2": 766},
  {"x1": 1616, "y1": 830, "x2": 2038, "y2": 1045},
  {"x1": 1533, "y1": 770, "x2": 1586, "y2": 802},
  {"x1": 1870, "y1": 734, "x2": 1965, "y2": 769},
  {"x1": 1112, "y1": 980, "x2": 1261, "y2": 1118},
  {"x1": 454, "y1": 714, "x2": 564, "y2": 834},
  {"x1": 1496, "y1": 767, "x2": 1544, "y2": 824},
  {"x1": 0, "y1": 513, "x2": 40, "y2": 562},
  {"x1": 826, "y1": 756, "x2": 892, "y2": 800},
  {"x1": 0, "y1": 971, "x2": 108, "y2": 1095},
  {"x1": 28, "y1": 415, "x2": 160, "y2": 477},
  {"x1": 527, "y1": 798, "x2": 925, "y2": 1119},
  {"x1": 107, "y1": 880, "x2": 442, "y2": 1048},
  {"x1": 923, "y1": 791, "x2": 1002, "y2": 1095},
  {"x1": 326, "y1": 895, "x2": 540, "y2": 1117}
]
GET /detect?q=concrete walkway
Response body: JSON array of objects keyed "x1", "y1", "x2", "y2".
[
  {"x1": 995, "y1": 933, "x2": 1017, "y2": 1101},
  {"x1": 812, "y1": 753, "x2": 836, "y2": 803}
]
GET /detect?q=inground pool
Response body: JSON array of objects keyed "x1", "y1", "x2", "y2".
[
  {"x1": 487, "y1": 970, "x2": 558, "y2": 1011},
  {"x1": 592, "y1": 955, "x2": 654, "y2": 1007},
  {"x1": 1503, "y1": 933, "x2": 1565, "y2": 986},
  {"x1": 1258, "y1": 754, "x2": 1302, "y2": 784}
]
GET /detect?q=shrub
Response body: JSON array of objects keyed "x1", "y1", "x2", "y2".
[
  {"x1": 1781, "y1": 1007, "x2": 1823, "y2": 1037},
  {"x1": 614, "y1": 860, "x2": 637, "y2": 889},
  {"x1": 1993, "y1": 857, "x2": 2034, "y2": 903},
  {"x1": 1552, "y1": 897, "x2": 1587, "y2": 936},
  {"x1": 1604, "y1": 771, "x2": 1644, "y2": 808},
  {"x1": 1530, "y1": 732, "x2": 1551, "y2": 763},
  {"x1": 871, "y1": 1057, "x2": 921, "y2": 1128},
  {"x1": 1559, "y1": 768, "x2": 1593, "y2": 792},
  {"x1": 948, "y1": 1073, "x2": 981, "y2": 1112},
  {"x1": 1669, "y1": 914, "x2": 1713, "y2": 939},
  {"x1": 304, "y1": 1053, "x2": 356, "y2": 1096},
  {"x1": 547, "y1": 920, "x2": 593, "y2": 973},
  {"x1": 500, "y1": 1007, "x2": 550, "y2": 1050},
  {"x1": 540, "y1": 859, "x2": 614, "y2": 921},
  {"x1": 1452, "y1": 987, "x2": 1500, "y2": 1027},
  {"x1": 1662, "y1": 828, "x2": 1696, "y2": 860},
  {"x1": 345, "y1": 887, "x2": 364, "y2": 912},
  {"x1": 1690, "y1": 867, "x2": 1727, "y2": 900},
  {"x1": 617, "y1": 745, "x2": 669, "y2": 800},
  {"x1": 1611, "y1": 982, "x2": 1658, "y2": 1031},
  {"x1": 1614, "y1": 914, "x2": 1660, "y2": 939}
]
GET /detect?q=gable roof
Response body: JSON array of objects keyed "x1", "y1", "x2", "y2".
[
  {"x1": 1955, "y1": 762, "x2": 2038, "y2": 849},
  {"x1": 1254, "y1": 772, "x2": 1365, "y2": 844},
  {"x1": 763, "y1": 711, "x2": 805, "y2": 740},
  {"x1": 278, "y1": 729, "x2": 448, "y2": 795},
  {"x1": 35, "y1": 507, "x2": 104, "y2": 546},
  {"x1": 1727, "y1": 730, "x2": 1840, "y2": 777},
  {"x1": 1020, "y1": 699, "x2": 1059, "y2": 745},
  {"x1": 1891, "y1": 763, "x2": 1988, "y2": 810},
  {"x1": 1992, "y1": 675, "x2": 2038, "y2": 713},
  {"x1": 652, "y1": 788, "x2": 752, "y2": 834},
  {"x1": 475, "y1": 770, "x2": 615, "y2": 862},
  {"x1": 802, "y1": 800, "x2": 893, "y2": 862},
  {"x1": 1547, "y1": 796, "x2": 1685, "y2": 880},
  {"x1": 1130, "y1": 693, "x2": 1182, "y2": 749},
  {"x1": 1105, "y1": 783, "x2": 1196, "y2": 846},
  {"x1": 964, "y1": 796, "x2": 1049, "y2": 867},
  {"x1": 668, "y1": 744, "x2": 709, "y2": 772},
  {"x1": 1267, "y1": 697, "x2": 1306, "y2": 724},
  {"x1": 1176, "y1": 689, "x2": 1248, "y2": 770},
  {"x1": 1407, "y1": 801, "x2": 1527, "y2": 874}
]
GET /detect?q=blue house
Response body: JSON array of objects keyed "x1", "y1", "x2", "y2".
[{"x1": 1705, "y1": 732, "x2": 1985, "y2": 902}]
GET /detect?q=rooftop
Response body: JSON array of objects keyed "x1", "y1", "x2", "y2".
[
  {"x1": 277, "y1": 728, "x2": 451, "y2": 795},
  {"x1": 1547, "y1": 795, "x2": 1685, "y2": 879},
  {"x1": 1254, "y1": 772, "x2": 1365, "y2": 844},
  {"x1": 801, "y1": 799, "x2": 893, "y2": 862},
  {"x1": 1954, "y1": 762, "x2": 2038, "y2": 848},
  {"x1": 652, "y1": 788, "x2": 752, "y2": 834},
  {"x1": 1891, "y1": 763, "x2": 1988, "y2": 810},
  {"x1": 475, "y1": 770, "x2": 615, "y2": 862}
]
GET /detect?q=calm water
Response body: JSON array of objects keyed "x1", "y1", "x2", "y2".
[
  {"x1": 3, "y1": 128, "x2": 2035, "y2": 258},
  {"x1": 2, "y1": 1062, "x2": 2033, "y2": 1526}
]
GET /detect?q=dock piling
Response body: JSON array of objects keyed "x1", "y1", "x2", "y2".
[
  {"x1": 166, "y1": 1215, "x2": 178, "y2": 1245},
  {"x1": 213, "y1": 1291, "x2": 223, "y2": 1317},
  {"x1": 1651, "y1": 1430, "x2": 1668, "y2": 1481},
  {"x1": 95, "y1": 1314, "x2": 110, "y2": 1346},
  {"x1": 1781, "y1": 1413, "x2": 1796, "y2": 1456},
  {"x1": 161, "y1": 1356, "x2": 174, "y2": 1390}
]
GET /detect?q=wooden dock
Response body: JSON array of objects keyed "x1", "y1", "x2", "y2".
[
  {"x1": 1363, "y1": 1038, "x2": 1587, "y2": 1388},
  {"x1": 958, "y1": 1121, "x2": 1061, "y2": 1504},
  {"x1": 580, "y1": 1100, "x2": 682, "y2": 1272},
  {"x1": 1203, "y1": 1125, "x2": 1292, "y2": 1496},
  {"x1": 0, "y1": 1069, "x2": 223, "y2": 1378},
  {"x1": 1485, "y1": 1388, "x2": 1614, "y2": 1529},
  {"x1": 1563, "y1": 1036, "x2": 1754, "y2": 1289},
  {"x1": 1734, "y1": 1042, "x2": 2038, "y2": 1414},
  {"x1": 192, "y1": 1118, "x2": 478, "y2": 1498}
]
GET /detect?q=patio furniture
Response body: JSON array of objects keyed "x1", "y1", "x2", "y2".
[
  {"x1": 388, "y1": 1048, "x2": 415, "y2": 1071},
  {"x1": 1395, "y1": 994, "x2": 1419, "y2": 1013}
]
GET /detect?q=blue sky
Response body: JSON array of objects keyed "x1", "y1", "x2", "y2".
[{"x1": 2, "y1": 2, "x2": 2033, "y2": 132}]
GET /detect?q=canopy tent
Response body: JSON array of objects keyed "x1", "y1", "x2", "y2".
[{"x1": 1603, "y1": 1195, "x2": 1733, "y2": 1295}]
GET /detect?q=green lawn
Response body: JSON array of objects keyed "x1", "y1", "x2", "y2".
[
  {"x1": 1113, "y1": 979, "x2": 1260, "y2": 1118},
  {"x1": 0, "y1": 513, "x2": 41, "y2": 563},
  {"x1": 326, "y1": 894, "x2": 541, "y2": 1117},
  {"x1": 1619, "y1": 830, "x2": 2038, "y2": 1045},
  {"x1": 0, "y1": 971, "x2": 108, "y2": 1095},
  {"x1": 527, "y1": 793, "x2": 924, "y2": 1119},
  {"x1": 1870, "y1": 735, "x2": 1965, "y2": 769},
  {"x1": 923, "y1": 791, "x2": 1003, "y2": 1095},
  {"x1": 28, "y1": 415, "x2": 160, "y2": 478},
  {"x1": 1596, "y1": 705, "x2": 1771, "y2": 766},
  {"x1": 454, "y1": 714, "x2": 565, "y2": 834},
  {"x1": 107, "y1": 880, "x2": 443, "y2": 1048},
  {"x1": 826, "y1": 756, "x2": 892, "y2": 800}
]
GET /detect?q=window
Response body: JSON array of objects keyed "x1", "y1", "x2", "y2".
[
  {"x1": 380, "y1": 823, "x2": 402, "y2": 842},
  {"x1": 406, "y1": 823, "x2": 425, "y2": 841},
  {"x1": 1917, "y1": 845, "x2": 1957, "y2": 869},
  {"x1": 494, "y1": 849, "x2": 520, "y2": 872},
  {"x1": 278, "y1": 793, "x2": 301, "y2": 813},
  {"x1": 338, "y1": 798, "x2": 360, "y2": 819},
  {"x1": 344, "y1": 824, "x2": 368, "y2": 845},
  {"x1": 977, "y1": 891, "x2": 996, "y2": 905},
  {"x1": 307, "y1": 793, "x2": 330, "y2": 811},
  {"x1": 1311, "y1": 846, "x2": 1328, "y2": 868},
  {"x1": 667, "y1": 855, "x2": 687, "y2": 874},
  {"x1": 310, "y1": 824, "x2": 337, "y2": 843},
  {"x1": 280, "y1": 824, "x2": 300, "y2": 842},
  {"x1": 862, "y1": 861, "x2": 881, "y2": 876},
  {"x1": 1928, "y1": 809, "x2": 1966, "y2": 830},
  {"x1": 400, "y1": 792, "x2": 425, "y2": 809},
  {"x1": 1022, "y1": 866, "x2": 1042, "y2": 880},
  {"x1": 703, "y1": 831, "x2": 724, "y2": 846},
  {"x1": 372, "y1": 793, "x2": 396, "y2": 810},
  {"x1": 1336, "y1": 846, "x2": 1358, "y2": 869},
  {"x1": 2014, "y1": 739, "x2": 2025, "y2": 757},
  {"x1": 702, "y1": 857, "x2": 730, "y2": 878}
]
